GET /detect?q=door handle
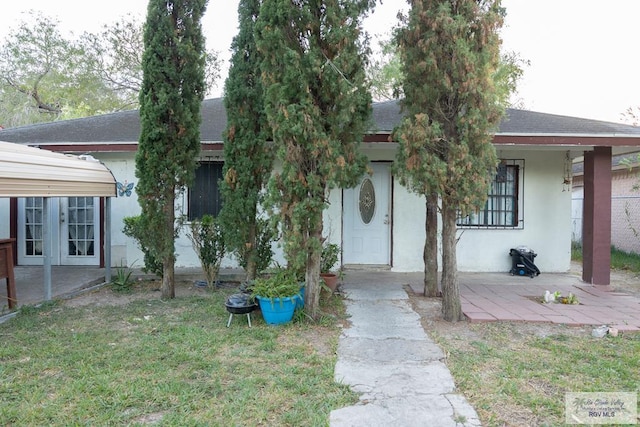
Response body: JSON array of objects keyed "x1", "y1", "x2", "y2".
[
  {"x1": 60, "y1": 212, "x2": 65, "y2": 223},
  {"x1": 383, "y1": 214, "x2": 389, "y2": 225}
]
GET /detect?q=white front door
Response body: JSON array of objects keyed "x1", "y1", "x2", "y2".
[
  {"x1": 17, "y1": 197, "x2": 100, "y2": 266},
  {"x1": 343, "y1": 163, "x2": 391, "y2": 265}
]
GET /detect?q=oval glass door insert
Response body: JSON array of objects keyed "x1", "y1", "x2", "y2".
[{"x1": 359, "y1": 178, "x2": 376, "y2": 224}]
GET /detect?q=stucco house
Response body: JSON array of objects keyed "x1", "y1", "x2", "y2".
[{"x1": 2, "y1": 98, "x2": 640, "y2": 285}]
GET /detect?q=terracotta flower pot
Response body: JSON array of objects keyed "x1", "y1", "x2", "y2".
[{"x1": 320, "y1": 272, "x2": 339, "y2": 293}]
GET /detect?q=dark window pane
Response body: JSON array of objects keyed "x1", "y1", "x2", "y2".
[{"x1": 189, "y1": 162, "x2": 224, "y2": 220}]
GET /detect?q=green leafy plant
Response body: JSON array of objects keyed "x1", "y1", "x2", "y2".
[
  {"x1": 251, "y1": 268, "x2": 301, "y2": 302},
  {"x1": 186, "y1": 215, "x2": 226, "y2": 287},
  {"x1": 560, "y1": 292, "x2": 579, "y2": 305},
  {"x1": 320, "y1": 242, "x2": 340, "y2": 273},
  {"x1": 111, "y1": 263, "x2": 134, "y2": 293}
]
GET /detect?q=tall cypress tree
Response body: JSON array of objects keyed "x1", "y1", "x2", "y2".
[
  {"x1": 395, "y1": 0, "x2": 504, "y2": 321},
  {"x1": 256, "y1": 0, "x2": 374, "y2": 318},
  {"x1": 219, "y1": 0, "x2": 273, "y2": 281},
  {"x1": 136, "y1": 0, "x2": 207, "y2": 298}
]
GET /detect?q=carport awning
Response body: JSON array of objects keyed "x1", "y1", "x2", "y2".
[{"x1": 0, "y1": 141, "x2": 116, "y2": 197}]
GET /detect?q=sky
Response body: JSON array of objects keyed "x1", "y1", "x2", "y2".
[{"x1": 1, "y1": 0, "x2": 639, "y2": 124}]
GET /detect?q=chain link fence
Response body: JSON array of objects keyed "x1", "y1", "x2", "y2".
[{"x1": 572, "y1": 195, "x2": 640, "y2": 255}]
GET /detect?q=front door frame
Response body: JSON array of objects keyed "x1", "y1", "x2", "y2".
[{"x1": 341, "y1": 161, "x2": 393, "y2": 267}]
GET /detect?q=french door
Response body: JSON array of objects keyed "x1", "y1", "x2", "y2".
[{"x1": 17, "y1": 197, "x2": 100, "y2": 266}]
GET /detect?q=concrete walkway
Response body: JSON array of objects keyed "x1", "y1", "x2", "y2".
[{"x1": 330, "y1": 274, "x2": 480, "y2": 427}]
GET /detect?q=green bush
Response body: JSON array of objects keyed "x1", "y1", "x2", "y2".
[
  {"x1": 122, "y1": 216, "x2": 163, "y2": 278},
  {"x1": 187, "y1": 215, "x2": 226, "y2": 286}
]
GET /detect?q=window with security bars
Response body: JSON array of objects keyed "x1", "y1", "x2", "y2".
[
  {"x1": 458, "y1": 160, "x2": 522, "y2": 227},
  {"x1": 188, "y1": 161, "x2": 224, "y2": 221}
]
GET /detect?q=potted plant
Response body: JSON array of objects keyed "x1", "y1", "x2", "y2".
[
  {"x1": 251, "y1": 268, "x2": 302, "y2": 325},
  {"x1": 320, "y1": 242, "x2": 341, "y2": 292}
]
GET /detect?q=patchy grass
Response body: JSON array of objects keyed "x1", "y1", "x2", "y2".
[
  {"x1": 432, "y1": 322, "x2": 640, "y2": 426},
  {"x1": 571, "y1": 241, "x2": 583, "y2": 262},
  {"x1": 611, "y1": 246, "x2": 640, "y2": 273},
  {"x1": 572, "y1": 242, "x2": 640, "y2": 274},
  {"x1": 0, "y1": 284, "x2": 356, "y2": 426},
  {"x1": 411, "y1": 264, "x2": 640, "y2": 427}
]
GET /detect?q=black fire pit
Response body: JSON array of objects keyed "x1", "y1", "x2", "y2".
[{"x1": 225, "y1": 293, "x2": 258, "y2": 327}]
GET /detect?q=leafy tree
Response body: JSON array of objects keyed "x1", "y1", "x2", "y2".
[
  {"x1": 136, "y1": 0, "x2": 208, "y2": 299},
  {"x1": 622, "y1": 106, "x2": 640, "y2": 126},
  {"x1": 494, "y1": 50, "x2": 529, "y2": 109},
  {"x1": 0, "y1": 11, "x2": 220, "y2": 128},
  {"x1": 368, "y1": 33, "x2": 528, "y2": 106},
  {"x1": 219, "y1": 0, "x2": 274, "y2": 281},
  {"x1": 256, "y1": 0, "x2": 374, "y2": 318},
  {"x1": 0, "y1": 12, "x2": 123, "y2": 127},
  {"x1": 368, "y1": 35, "x2": 404, "y2": 101},
  {"x1": 80, "y1": 14, "x2": 147, "y2": 110},
  {"x1": 81, "y1": 13, "x2": 221, "y2": 110},
  {"x1": 395, "y1": 0, "x2": 504, "y2": 321}
]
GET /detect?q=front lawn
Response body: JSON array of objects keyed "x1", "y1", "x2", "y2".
[
  {"x1": 0, "y1": 283, "x2": 356, "y2": 426},
  {"x1": 432, "y1": 322, "x2": 640, "y2": 426}
]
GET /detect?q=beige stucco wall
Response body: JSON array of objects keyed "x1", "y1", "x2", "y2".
[
  {"x1": 455, "y1": 150, "x2": 572, "y2": 272},
  {"x1": 384, "y1": 150, "x2": 572, "y2": 273},
  {"x1": 355, "y1": 146, "x2": 573, "y2": 273},
  {"x1": 2, "y1": 147, "x2": 574, "y2": 274}
]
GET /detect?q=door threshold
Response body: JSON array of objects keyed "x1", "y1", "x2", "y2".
[{"x1": 342, "y1": 264, "x2": 391, "y2": 271}]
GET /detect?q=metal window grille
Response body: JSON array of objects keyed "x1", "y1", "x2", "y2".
[
  {"x1": 458, "y1": 161, "x2": 521, "y2": 227},
  {"x1": 188, "y1": 162, "x2": 224, "y2": 220}
]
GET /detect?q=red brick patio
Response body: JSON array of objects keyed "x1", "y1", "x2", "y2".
[
  {"x1": 405, "y1": 268, "x2": 640, "y2": 331},
  {"x1": 460, "y1": 280, "x2": 640, "y2": 332}
]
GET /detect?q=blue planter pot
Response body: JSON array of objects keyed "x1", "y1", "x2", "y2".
[
  {"x1": 296, "y1": 285, "x2": 305, "y2": 310},
  {"x1": 256, "y1": 295, "x2": 296, "y2": 325}
]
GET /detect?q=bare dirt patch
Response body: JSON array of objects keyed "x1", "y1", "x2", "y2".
[
  {"x1": 63, "y1": 279, "x2": 231, "y2": 308},
  {"x1": 609, "y1": 269, "x2": 640, "y2": 297}
]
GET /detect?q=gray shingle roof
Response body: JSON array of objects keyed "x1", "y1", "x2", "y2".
[
  {"x1": 0, "y1": 98, "x2": 228, "y2": 144},
  {"x1": 372, "y1": 99, "x2": 640, "y2": 136},
  {"x1": 1, "y1": 97, "x2": 640, "y2": 145},
  {"x1": 498, "y1": 108, "x2": 640, "y2": 136}
]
